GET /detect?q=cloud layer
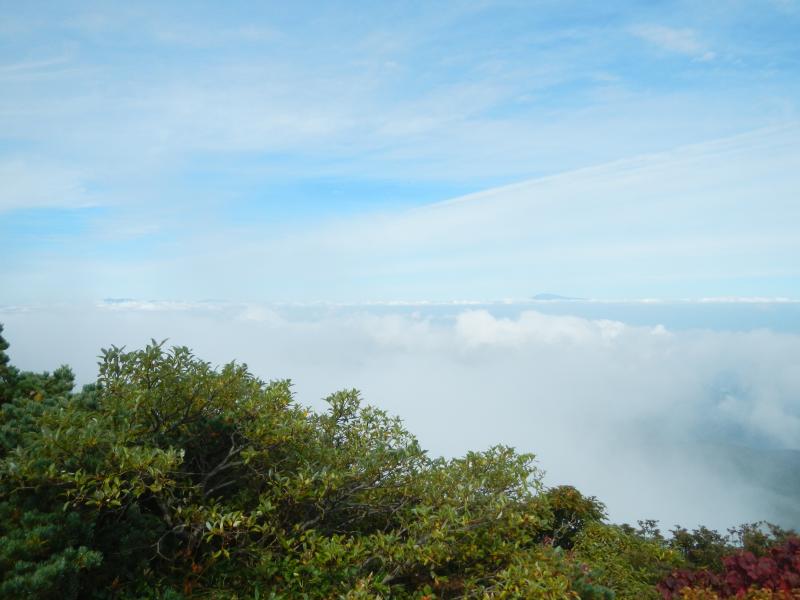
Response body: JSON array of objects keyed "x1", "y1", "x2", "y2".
[
  {"x1": 4, "y1": 123, "x2": 797, "y2": 304},
  {"x1": 3, "y1": 302, "x2": 799, "y2": 530}
]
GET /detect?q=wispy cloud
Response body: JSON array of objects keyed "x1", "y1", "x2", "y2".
[
  {"x1": 631, "y1": 24, "x2": 716, "y2": 61},
  {"x1": 3, "y1": 124, "x2": 797, "y2": 302},
  {"x1": 769, "y1": 0, "x2": 799, "y2": 14},
  {"x1": 0, "y1": 159, "x2": 95, "y2": 213},
  {"x1": 0, "y1": 56, "x2": 70, "y2": 75},
  {"x1": 188, "y1": 124, "x2": 799, "y2": 301},
  {"x1": 2, "y1": 1, "x2": 793, "y2": 191},
  {"x1": 151, "y1": 23, "x2": 282, "y2": 47},
  {"x1": 2, "y1": 2, "x2": 799, "y2": 303}
]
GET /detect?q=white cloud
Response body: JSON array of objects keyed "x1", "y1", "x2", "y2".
[
  {"x1": 4, "y1": 6, "x2": 788, "y2": 194},
  {"x1": 769, "y1": 0, "x2": 799, "y2": 14},
  {"x1": 631, "y1": 24, "x2": 716, "y2": 61},
  {"x1": 236, "y1": 304, "x2": 285, "y2": 325},
  {"x1": 96, "y1": 299, "x2": 220, "y2": 312},
  {"x1": 192, "y1": 124, "x2": 800, "y2": 301},
  {"x1": 0, "y1": 56, "x2": 71, "y2": 76},
  {"x1": 0, "y1": 159, "x2": 94, "y2": 213},
  {"x1": 455, "y1": 310, "x2": 626, "y2": 346},
  {"x1": 152, "y1": 24, "x2": 282, "y2": 47},
  {"x1": 3, "y1": 303, "x2": 800, "y2": 529},
  {"x1": 698, "y1": 297, "x2": 799, "y2": 304},
  {"x1": 2, "y1": 124, "x2": 797, "y2": 303}
]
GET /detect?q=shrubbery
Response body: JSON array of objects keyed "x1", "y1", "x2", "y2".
[
  {"x1": 659, "y1": 538, "x2": 800, "y2": 599},
  {"x1": 0, "y1": 324, "x2": 798, "y2": 599}
]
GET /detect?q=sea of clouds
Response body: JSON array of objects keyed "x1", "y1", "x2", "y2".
[{"x1": 2, "y1": 300, "x2": 799, "y2": 531}]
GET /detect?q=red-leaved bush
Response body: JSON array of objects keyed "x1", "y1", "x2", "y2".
[{"x1": 659, "y1": 538, "x2": 800, "y2": 598}]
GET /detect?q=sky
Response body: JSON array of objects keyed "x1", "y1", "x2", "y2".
[
  {"x1": 2, "y1": 1, "x2": 800, "y2": 529},
  {"x1": 2, "y1": 0, "x2": 800, "y2": 303}
]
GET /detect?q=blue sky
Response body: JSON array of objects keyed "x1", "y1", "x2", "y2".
[{"x1": 2, "y1": 0, "x2": 799, "y2": 302}]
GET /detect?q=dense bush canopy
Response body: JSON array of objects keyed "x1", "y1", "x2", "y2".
[{"x1": 0, "y1": 324, "x2": 797, "y2": 599}]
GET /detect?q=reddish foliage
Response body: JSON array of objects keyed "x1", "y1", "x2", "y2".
[
  {"x1": 659, "y1": 538, "x2": 800, "y2": 598},
  {"x1": 659, "y1": 568, "x2": 722, "y2": 597}
]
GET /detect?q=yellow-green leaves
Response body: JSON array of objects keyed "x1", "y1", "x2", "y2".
[{"x1": 0, "y1": 335, "x2": 621, "y2": 599}]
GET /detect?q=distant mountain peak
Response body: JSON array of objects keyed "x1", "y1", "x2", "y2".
[{"x1": 532, "y1": 293, "x2": 584, "y2": 301}]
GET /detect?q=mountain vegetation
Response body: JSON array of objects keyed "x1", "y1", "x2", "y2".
[{"x1": 1, "y1": 323, "x2": 798, "y2": 599}]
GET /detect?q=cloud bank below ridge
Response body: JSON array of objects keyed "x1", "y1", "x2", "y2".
[{"x1": 3, "y1": 301, "x2": 799, "y2": 530}]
